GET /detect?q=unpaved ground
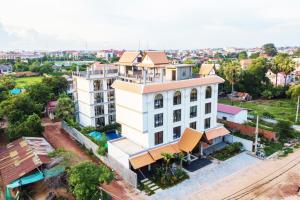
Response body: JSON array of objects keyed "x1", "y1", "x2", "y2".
[
  {"x1": 192, "y1": 149, "x2": 300, "y2": 200},
  {"x1": 42, "y1": 118, "x2": 145, "y2": 200}
]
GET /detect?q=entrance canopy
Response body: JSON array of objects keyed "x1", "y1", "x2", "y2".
[
  {"x1": 149, "y1": 144, "x2": 178, "y2": 161},
  {"x1": 178, "y1": 128, "x2": 203, "y2": 153},
  {"x1": 129, "y1": 153, "x2": 155, "y2": 170},
  {"x1": 205, "y1": 127, "x2": 230, "y2": 140}
]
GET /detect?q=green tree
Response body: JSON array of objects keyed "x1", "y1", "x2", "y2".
[
  {"x1": 28, "y1": 83, "x2": 54, "y2": 106},
  {"x1": 161, "y1": 152, "x2": 174, "y2": 173},
  {"x1": 55, "y1": 94, "x2": 75, "y2": 121},
  {"x1": 287, "y1": 84, "x2": 300, "y2": 102},
  {"x1": 0, "y1": 75, "x2": 16, "y2": 90},
  {"x1": 0, "y1": 94, "x2": 43, "y2": 123},
  {"x1": 223, "y1": 61, "x2": 242, "y2": 94},
  {"x1": 249, "y1": 52, "x2": 260, "y2": 59},
  {"x1": 42, "y1": 76, "x2": 68, "y2": 96},
  {"x1": 7, "y1": 113, "x2": 43, "y2": 141},
  {"x1": 271, "y1": 54, "x2": 286, "y2": 87},
  {"x1": 67, "y1": 161, "x2": 114, "y2": 200},
  {"x1": 281, "y1": 57, "x2": 296, "y2": 86},
  {"x1": 262, "y1": 43, "x2": 278, "y2": 57},
  {"x1": 238, "y1": 51, "x2": 248, "y2": 60}
]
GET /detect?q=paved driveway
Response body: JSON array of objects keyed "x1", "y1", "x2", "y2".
[{"x1": 149, "y1": 152, "x2": 261, "y2": 200}]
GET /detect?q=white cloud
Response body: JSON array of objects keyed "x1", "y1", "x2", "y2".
[{"x1": 0, "y1": 0, "x2": 299, "y2": 50}]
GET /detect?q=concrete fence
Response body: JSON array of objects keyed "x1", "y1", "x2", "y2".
[
  {"x1": 61, "y1": 121, "x2": 138, "y2": 188},
  {"x1": 224, "y1": 134, "x2": 253, "y2": 152}
]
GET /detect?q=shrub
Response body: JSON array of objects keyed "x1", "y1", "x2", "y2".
[
  {"x1": 81, "y1": 126, "x2": 96, "y2": 135},
  {"x1": 262, "y1": 112, "x2": 274, "y2": 119},
  {"x1": 212, "y1": 142, "x2": 242, "y2": 161}
]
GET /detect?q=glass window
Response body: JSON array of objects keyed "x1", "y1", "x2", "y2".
[
  {"x1": 205, "y1": 118, "x2": 211, "y2": 129},
  {"x1": 205, "y1": 103, "x2": 211, "y2": 114},
  {"x1": 173, "y1": 109, "x2": 181, "y2": 122},
  {"x1": 95, "y1": 105, "x2": 104, "y2": 116},
  {"x1": 96, "y1": 117, "x2": 105, "y2": 127},
  {"x1": 108, "y1": 115, "x2": 116, "y2": 124},
  {"x1": 173, "y1": 91, "x2": 181, "y2": 105},
  {"x1": 107, "y1": 91, "x2": 115, "y2": 102},
  {"x1": 94, "y1": 92, "x2": 104, "y2": 103},
  {"x1": 190, "y1": 88, "x2": 197, "y2": 102},
  {"x1": 154, "y1": 131, "x2": 163, "y2": 145},
  {"x1": 173, "y1": 126, "x2": 181, "y2": 139},
  {"x1": 190, "y1": 106, "x2": 197, "y2": 118},
  {"x1": 154, "y1": 94, "x2": 163, "y2": 109},
  {"x1": 190, "y1": 122, "x2": 196, "y2": 129},
  {"x1": 94, "y1": 80, "x2": 103, "y2": 91},
  {"x1": 108, "y1": 103, "x2": 115, "y2": 113},
  {"x1": 154, "y1": 113, "x2": 163, "y2": 127},
  {"x1": 107, "y1": 78, "x2": 115, "y2": 90},
  {"x1": 205, "y1": 86, "x2": 212, "y2": 99}
]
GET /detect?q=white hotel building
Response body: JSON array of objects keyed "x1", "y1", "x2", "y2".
[
  {"x1": 72, "y1": 62, "x2": 118, "y2": 127},
  {"x1": 108, "y1": 51, "x2": 230, "y2": 170}
]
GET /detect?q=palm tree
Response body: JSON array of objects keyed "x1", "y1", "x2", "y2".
[
  {"x1": 269, "y1": 59, "x2": 281, "y2": 87},
  {"x1": 281, "y1": 58, "x2": 296, "y2": 86},
  {"x1": 223, "y1": 61, "x2": 242, "y2": 94},
  {"x1": 178, "y1": 152, "x2": 184, "y2": 169},
  {"x1": 161, "y1": 152, "x2": 174, "y2": 173}
]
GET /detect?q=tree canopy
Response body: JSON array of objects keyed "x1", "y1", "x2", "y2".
[
  {"x1": 223, "y1": 60, "x2": 242, "y2": 93},
  {"x1": 238, "y1": 51, "x2": 248, "y2": 60},
  {"x1": 55, "y1": 94, "x2": 75, "y2": 121},
  {"x1": 67, "y1": 161, "x2": 114, "y2": 200},
  {"x1": 262, "y1": 43, "x2": 278, "y2": 57}
]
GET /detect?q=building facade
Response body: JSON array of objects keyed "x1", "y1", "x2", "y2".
[{"x1": 72, "y1": 62, "x2": 118, "y2": 127}]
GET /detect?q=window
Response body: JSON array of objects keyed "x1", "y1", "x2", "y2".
[
  {"x1": 95, "y1": 105, "x2": 104, "y2": 116},
  {"x1": 204, "y1": 118, "x2": 211, "y2": 129},
  {"x1": 96, "y1": 117, "x2": 105, "y2": 127},
  {"x1": 205, "y1": 86, "x2": 212, "y2": 99},
  {"x1": 107, "y1": 78, "x2": 115, "y2": 90},
  {"x1": 190, "y1": 88, "x2": 197, "y2": 102},
  {"x1": 94, "y1": 80, "x2": 103, "y2": 91},
  {"x1": 190, "y1": 122, "x2": 196, "y2": 129},
  {"x1": 94, "y1": 92, "x2": 104, "y2": 103},
  {"x1": 108, "y1": 103, "x2": 115, "y2": 113},
  {"x1": 108, "y1": 115, "x2": 116, "y2": 124},
  {"x1": 154, "y1": 113, "x2": 163, "y2": 127},
  {"x1": 154, "y1": 94, "x2": 163, "y2": 109},
  {"x1": 190, "y1": 106, "x2": 197, "y2": 118},
  {"x1": 107, "y1": 91, "x2": 115, "y2": 101},
  {"x1": 222, "y1": 116, "x2": 227, "y2": 121},
  {"x1": 173, "y1": 109, "x2": 181, "y2": 122},
  {"x1": 173, "y1": 91, "x2": 181, "y2": 105},
  {"x1": 173, "y1": 126, "x2": 181, "y2": 139},
  {"x1": 154, "y1": 131, "x2": 163, "y2": 145},
  {"x1": 205, "y1": 103, "x2": 211, "y2": 114}
]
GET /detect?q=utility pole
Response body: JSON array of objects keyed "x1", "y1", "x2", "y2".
[
  {"x1": 296, "y1": 96, "x2": 300, "y2": 123},
  {"x1": 254, "y1": 115, "x2": 259, "y2": 154}
]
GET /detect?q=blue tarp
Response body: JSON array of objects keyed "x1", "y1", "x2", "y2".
[{"x1": 9, "y1": 88, "x2": 22, "y2": 95}]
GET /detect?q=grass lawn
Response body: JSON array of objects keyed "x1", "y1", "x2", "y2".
[
  {"x1": 219, "y1": 98, "x2": 297, "y2": 123},
  {"x1": 15, "y1": 76, "x2": 43, "y2": 88}
]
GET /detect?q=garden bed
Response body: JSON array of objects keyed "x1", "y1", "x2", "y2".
[{"x1": 211, "y1": 142, "x2": 243, "y2": 161}]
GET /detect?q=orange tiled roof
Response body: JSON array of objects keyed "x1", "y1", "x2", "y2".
[
  {"x1": 178, "y1": 128, "x2": 203, "y2": 153},
  {"x1": 118, "y1": 51, "x2": 140, "y2": 65},
  {"x1": 205, "y1": 126, "x2": 230, "y2": 140},
  {"x1": 199, "y1": 64, "x2": 215, "y2": 75},
  {"x1": 129, "y1": 152, "x2": 155, "y2": 170}
]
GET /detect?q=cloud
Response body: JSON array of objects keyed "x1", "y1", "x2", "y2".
[{"x1": 0, "y1": 0, "x2": 300, "y2": 50}]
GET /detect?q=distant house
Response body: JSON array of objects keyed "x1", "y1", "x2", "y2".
[
  {"x1": 217, "y1": 103, "x2": 248, "y2": 124},
  {"x1": 266, "y1": 69, "x2": 295, "y2": 86},
  {"x1": 46, "y1": 100, "x2": 58, "y2": 120},
  {"x1": 228, "y1": 92, "x2": 252, "y2": 102},
  {"x1": 239, "y1": 59, "x2": 252, "y2": 70},
  {"x1": 0, "y1": 64, "x2": 12, "y2": 74},
  {"x1": 199, "y1": 63, "x2": 215, "y2": 77}
]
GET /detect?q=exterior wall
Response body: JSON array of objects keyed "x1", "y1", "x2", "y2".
[
  {"x1": 224, "y1": 134, "x2": 253, "y2": 152},
  {"x1": 217, "y1": 110, "x2": 248, "y2": 124},
  {"x1": 73, "y1": 75, "x2": 117, "y2": 127},
  {"x1": 107, "y1": 140, "x2": 130, "y2": 168},
  {"x1": 115, "y1": 82, "x2": 219, "y2": 148}
]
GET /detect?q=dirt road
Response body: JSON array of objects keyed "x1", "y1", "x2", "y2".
[
  {"x1": 193, "y1": 149, "x2": 300, "y2": 200},
  {"x1": 42, "y1": 119, "x2": 145, "y2": 200}
]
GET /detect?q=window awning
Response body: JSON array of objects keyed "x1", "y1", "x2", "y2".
[
  {"x1": 149, "y1": 144, "x2": 178, "y2": 161},
  {"x1": 129, "y1": 153, "x2": 155, "y2": 169},
  {"x1": 205, "y1": 127, "x2": 230, "y2": 140},
  {"x1": 178, "y1": 128, "x2": 203, "y2": 153}
]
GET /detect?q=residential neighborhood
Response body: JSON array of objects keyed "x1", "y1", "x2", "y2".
[{"x1": 1, "y1": 1, "x2": 300, "y2": 200}]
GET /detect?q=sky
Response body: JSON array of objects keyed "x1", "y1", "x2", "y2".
[{"x1": 0, "y1": 0, "x2": 299, "y2": 50}]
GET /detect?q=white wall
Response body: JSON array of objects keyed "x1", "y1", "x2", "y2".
[
  {"x1": 224, "y1": 134, "x2": 253, "y2": 152},
  {"x1": 217, "y1": 110, "x2": 248, "y2": 124},
  {"x1": 108, "y1": 141, "x2": 130, "y2": 168}
]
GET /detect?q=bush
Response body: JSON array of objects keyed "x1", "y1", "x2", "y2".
[
  {"x1": 81, "y1": 126, "x2": 96, "y2": 135},
  {"x1": 262, "y1": 111, "x2": 274, "y2": 119},
  {"x1": 152, "y1": 167, "x2": 188, "y2": 189},
  {"x1": 212, "y1": 142, "x2": 242, "y2": 161}
]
